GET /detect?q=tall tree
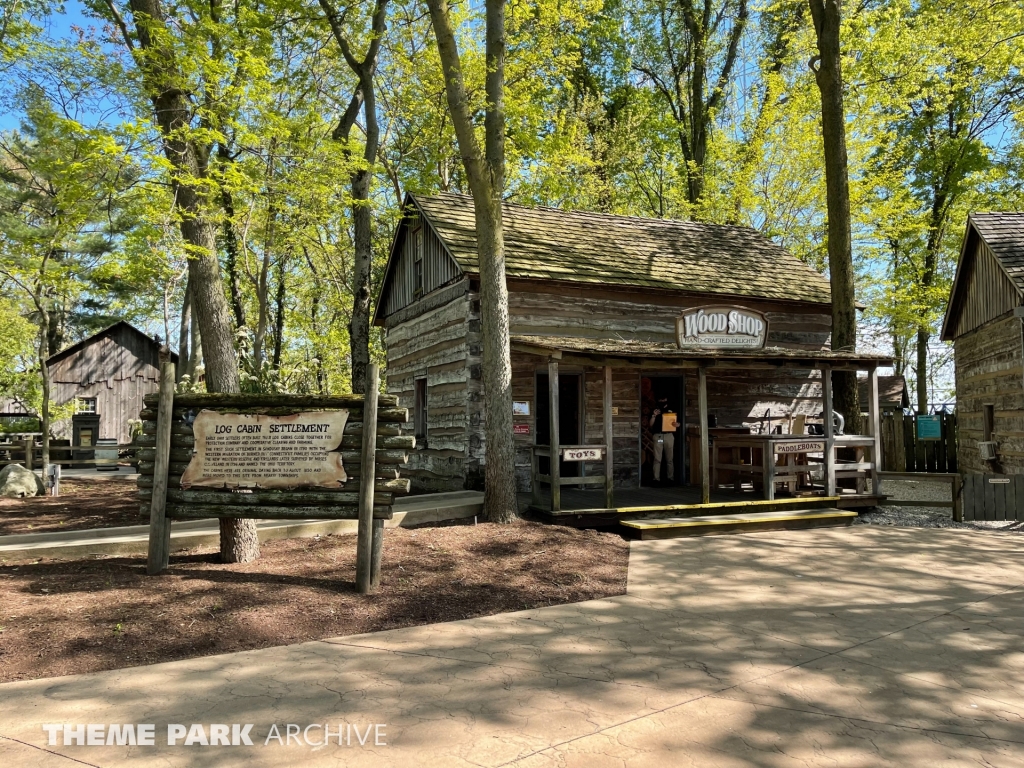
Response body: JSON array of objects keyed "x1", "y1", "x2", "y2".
[
  {"x1": 629, "y1": 0, "x2": 749, "y2": 211},
  {"x1": 424, "y1": 0, "x2": 516, "y2": 522},
  {"x1": 807, "y1": 0, "x2": 858, "y2": 428},
  {"x1": 318, "y1": 0, "x2": 388, "y2": 394},
  {"x1": 103, "y1": 0, "x2": 260, "y2": 562}
]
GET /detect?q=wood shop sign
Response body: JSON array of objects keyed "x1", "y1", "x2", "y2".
[{"x1": 676, "y1": 306, "x2": 768, "y2": 350}]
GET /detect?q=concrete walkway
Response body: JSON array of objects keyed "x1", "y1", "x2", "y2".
[{"x1": 1, "y1": 526, "x2": 1022, "y2": 766}]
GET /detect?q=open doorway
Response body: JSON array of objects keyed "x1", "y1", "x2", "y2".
[
  {"x1": 640, "y1": 374, "x2": 685, "y2": 486},
  {"x1": 536, "y1": 372, "x2": 582, "y2": 478}
]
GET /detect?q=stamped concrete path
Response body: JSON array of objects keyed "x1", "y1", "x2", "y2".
[{"x1": 1, "y1": 526, "x2": 1023, "y2": 767}]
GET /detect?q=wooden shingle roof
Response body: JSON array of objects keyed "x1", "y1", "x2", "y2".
[
  {"x1": 413, "y1": 193, "x2": 833, "y2": 305},
  {"x1": 968, "y1": 212, "x2": 1024, "y2": 290}
]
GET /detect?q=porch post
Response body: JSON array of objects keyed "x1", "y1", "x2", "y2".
[
  {"x1": 698, "y1": 365, "x2": 710, "y2": 504},
  {"x1": 823, "y1": 365, "x2": 836, "y2": 496},
  {"x1": 868, "y1": 363, "x2": 881, "y2": 497},
  {"x1": 603, "y1": 365, "x2": 614, "y2": 509},
  {"x1": 549, "y1": 358, "x2": 561, "y2": 512}
]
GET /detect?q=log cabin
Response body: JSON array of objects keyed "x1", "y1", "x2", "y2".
[
  {"x1": 374, "y1": 193, "x2": 889, "y2": 513},
  {"x1": 941, "y1": 212, "x2": 1024, "y2": 476}
]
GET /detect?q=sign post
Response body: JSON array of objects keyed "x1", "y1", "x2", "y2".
[
  {"x1": 356, "y1": 364, "x2": 380, "y2": 594},
  {"x1": 147, "y1": 353, "x2": 175, "y2": 575}
]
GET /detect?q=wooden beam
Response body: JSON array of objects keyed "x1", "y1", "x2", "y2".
[
  {"x1": 823, "y1": 365, "x2": 836, "y2": 496},
  {"x1": 146, "y1": 357, "x2": 175, "y2": 575},
  {"x1": 511, "y1": 342, "x2": 563, "y2": 359},
  {"x1": 356, "y1": 364, "x2": 380, "y2": 594},
  {"x1": 698, "y1": 366, "x2": 710, "y2": 504},
  {"x1": 549, "y1": 359, "x2": 561, "y2": 512},
  {"x1": 868, "y1": 364, "x2": 882, "y2": 496},
  {"x1": 604, "y1": 365, "x2": 614, "y2": 509}
]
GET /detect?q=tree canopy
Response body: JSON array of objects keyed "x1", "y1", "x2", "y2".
[{"x1": 1, "y1": 0, "x2": 1022, "y2": 417}]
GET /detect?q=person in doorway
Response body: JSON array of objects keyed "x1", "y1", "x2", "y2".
[{"x1": 649, "y1": 395, "x2": 678, "y2": 485}]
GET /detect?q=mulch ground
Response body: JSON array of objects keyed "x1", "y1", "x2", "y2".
[
  {"x1": 0, "y1": 480, "x2": 143, "y2": 536},
  {"x1": 0, "y1": 520, "x2": 629, "y2": 683}
]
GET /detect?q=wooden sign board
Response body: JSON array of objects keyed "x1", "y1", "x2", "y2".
[
  {"x1": 775, "y1": 440, "x2": 825, "y2": 454},
  {"x1": 562, "y1": 447, "x2": 603, "y2": 461},
  {"x1": 513, "y1": 423, "x2": 530, "y2": 435},
  {"x1": 181, "y1": 410, "x2": 349, "y2": 489},
  {"x1": 676, "y1": 306, "x2": 768, "y2": 349}
]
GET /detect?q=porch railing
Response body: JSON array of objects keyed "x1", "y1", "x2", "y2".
[{"x1": 531, "y1": 444, "x2": 612, "y2": 511}]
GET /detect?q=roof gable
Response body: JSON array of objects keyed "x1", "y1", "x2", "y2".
[
  {"x1": 409, "y1": 192, "x2": 833, "y2": 305},
  {"x1": 47, "y1": 321, "x2": 177, "y2": 367},
  {"x1": 941, "y1": 213, "x2": 1024, "y2": 340}
]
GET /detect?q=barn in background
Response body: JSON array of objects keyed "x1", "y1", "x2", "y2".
[
  {"x1": 46, "y1": 322, "x2": 175, "y2": 444},
  {"x1": 941, "y1": 212, "x2": 1024, "y2": 477}
]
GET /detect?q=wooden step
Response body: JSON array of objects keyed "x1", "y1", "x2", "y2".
[
  {"x1": 531, "y1": 495, "x2": 844, "y2": 527},
  {"x1": 620, "y1": 508, "x2": 857, "y2": 539}
]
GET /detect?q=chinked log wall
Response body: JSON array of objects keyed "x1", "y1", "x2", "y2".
[
  {"x1": 135, "y1": 393, "x2": 412, "y2": 520},
  {"x1": 954, "y1": 313, "x2": 1024, "y2": 474}
]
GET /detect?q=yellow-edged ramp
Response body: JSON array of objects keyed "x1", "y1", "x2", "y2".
[{"x1": 620, "y1": 508, "x2": 858, "y2": 539}]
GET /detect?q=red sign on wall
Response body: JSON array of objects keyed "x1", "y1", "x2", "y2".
[{"x1": 513, "y1": 424, "x2": 530, "y2": 435}]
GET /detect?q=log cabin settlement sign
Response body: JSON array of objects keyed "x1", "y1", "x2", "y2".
[
  {"x1": 181, "y1": 410, "x2": 349, "y2": 489},
  {"x1": 676, "y1": 306, "x2": 768, "y2": 349}
]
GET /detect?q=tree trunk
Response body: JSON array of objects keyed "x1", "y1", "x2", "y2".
[
  {"x1": 915, "y1": 327, "x2": 928, "y2": 414},
  {"x1": 127, "y1": 0, "x2": 259, "y2": 562},
  {"x1": 217, "y1": 144, "x2": 247, "y2": 332},
  {"x1": 177, "y1": 277, "x2": 191, "y2": 383},
  {"x1": 317, "y1": 0, "x2": 387, "y2": 395},
  {"x1": 349, "y1": 167, "x2": 373, "y2": 394},
  {"x1": 425, "y1": 0, "x2": 517, "y2": 522},
  {"x1": 37, "y1": 305, "x2": 50, "y2": 491},
  {"x1": 272, "y1": 255, "x2": 285, "y2": 370},
  {"x1": 808, "y1": 0, "x2": 859, "y2": 432}
]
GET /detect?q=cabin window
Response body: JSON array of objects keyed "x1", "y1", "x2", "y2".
[
  {"x1": 77, "y1": 397, "x2": 97, "y2": 414},
  {"x1": 414, "y1": 378, "x2": 428, "y2": 446},
  {"x1": 984, "y1": 404, "x2": 995, "y2": 441},
  {"x1": 412, "y1": 228, "x2": 424, "y2": 299}
]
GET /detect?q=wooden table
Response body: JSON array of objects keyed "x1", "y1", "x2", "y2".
[{"x1": 712, "y1": 435, "x2": 827, "y2": 500}]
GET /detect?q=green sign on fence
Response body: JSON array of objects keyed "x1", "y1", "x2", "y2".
[{"x1": 917, "y1": 415, "x2": 942, "y2": 440}]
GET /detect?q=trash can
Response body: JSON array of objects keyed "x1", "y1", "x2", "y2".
[
  {"x1": 72, "y1": 413, "x2": 100, "y2": 463},
  {"x1": 94, "y1": 438, "x2": 120, "y2": 471}
]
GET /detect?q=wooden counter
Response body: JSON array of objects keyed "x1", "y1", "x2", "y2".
[
  {"x1": 686, "y1": 426, "x2": 752, "y2": 487},
  {"x1": 711, "y1": 434, "x2": 827, "y2": 500}
]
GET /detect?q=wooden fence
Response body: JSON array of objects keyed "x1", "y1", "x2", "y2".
[
  {"x1": 880, "y1": 412, "x2": 957, "y2": 474},
  {"x1": 0, "y1": 439, "x2": 134, "y2": 469}
]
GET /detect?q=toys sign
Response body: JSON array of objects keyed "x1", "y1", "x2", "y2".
[{"x1": 561, "y1": 447, "x2": 603, "y2": 461}]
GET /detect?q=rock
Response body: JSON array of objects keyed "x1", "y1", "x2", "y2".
[{"x1": 0, "y1": 463, "x2": 44, "y2": 498}]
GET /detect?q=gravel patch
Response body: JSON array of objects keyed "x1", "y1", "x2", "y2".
[{"x1": 854, "y1": 478, "x2": 1023, "y2": 533}]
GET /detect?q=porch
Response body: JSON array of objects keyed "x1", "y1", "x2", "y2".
[{"x1": 513, "y1": 335, "x2": 893, "y2": 523}]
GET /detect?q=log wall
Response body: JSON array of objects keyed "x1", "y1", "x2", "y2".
[
  {"x1": 954, "y1": 313, "x2": 1024, "y2": 474},
  {"x1": 384, "y1": 293, "x2": 474, "y2": 492}
]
